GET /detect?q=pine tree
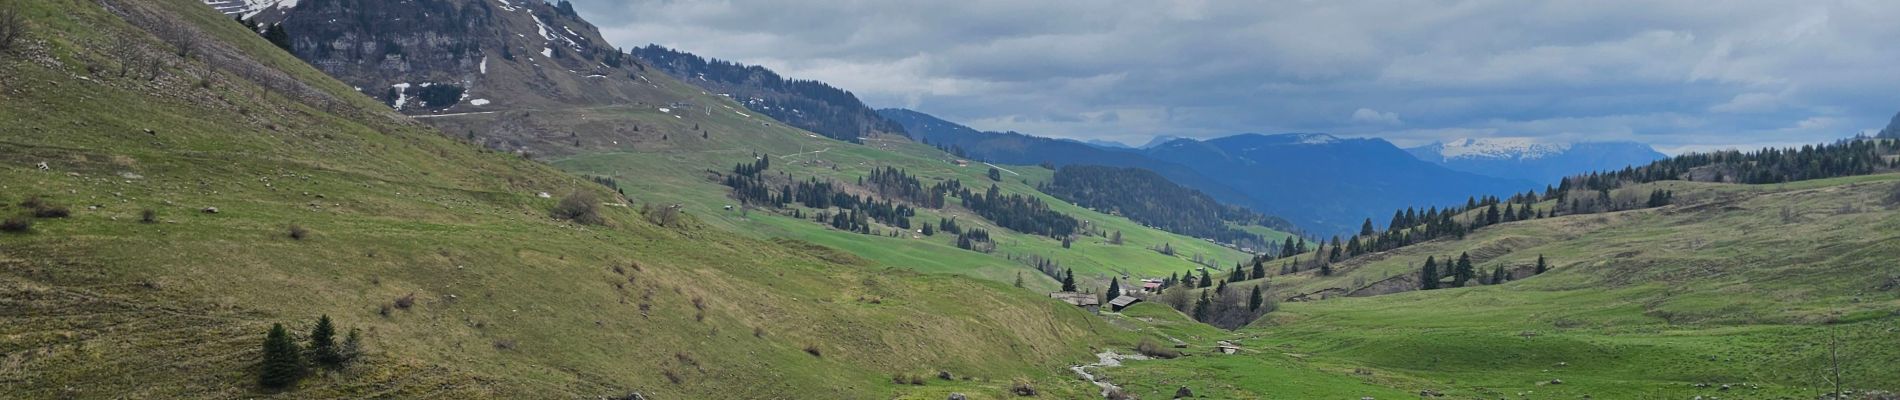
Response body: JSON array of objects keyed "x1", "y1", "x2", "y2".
[
  {"x1": 1061, "y1": 269, "x2": 1077, "y2": 292},
  {"x1": 260, "y1": 323, "x2": 303, "y2": 389},
  {"x1": 1247, "y1": 285, "x2": 1264, "y2": 311},
  {"x1": 309, "y1": 315, "x2": 341, "y2": 367},
  {"x1": 1107, "y1": 278, "x2": 1121, "y2": 298},
  {"x1": 1198, "y1": 270, "x2": 1213, "y2": 288},
  {"x1": 1192, "y1": 291, "x2": 1212, "y2": 322},
  {"x1": 1420, "y1": 256, "x2": 1441, "y2": 290},
  {"x1": 1250, "y1": 261, "x2": 1265, "y2": 279},
  {"x1": 1452, "y1": 252, "x2": 1475, "y2": 287},
  {"x1": 1535, "y1": 254, "x2": 1548, "y2": 274},
  {"x1": 1320, "y1": 262, "x2": 1333, "y2": 276},
  {"x1": 1014, "y1": 272, "x2": 1026, "y2": 288},
  {"x1": 1490, "y1": 265, "x2": 1507, "y2": 285},
  {"x1": 340, "y1": 328, "x2": 363, "y2": 365}
]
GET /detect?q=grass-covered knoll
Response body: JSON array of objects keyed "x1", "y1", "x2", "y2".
[
  {"x1": 1104, "y1": 175, "x2": 1900, "y2": 398},
  {"x1": 0, "y1": 1, "x2": 1132, "y2": 398}
]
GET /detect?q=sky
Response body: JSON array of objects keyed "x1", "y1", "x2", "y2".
[{"x1": 574, "y1": 0, "x2": 1900, "y2": 154}]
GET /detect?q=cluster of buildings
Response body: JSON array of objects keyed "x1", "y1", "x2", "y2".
[{"x1": 1048, "y1": 278, "x2": 1171, "y2": 313}]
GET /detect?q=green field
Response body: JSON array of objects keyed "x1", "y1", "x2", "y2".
[
  {"x1": 0, "y1": 1, "x2": 1148, "y2": 398},
  {"x1": 413, "y1": 71, "x2": 1281, "y2": 292},
  {"x1": 1093, "y1": 175, "x2": 1900, "y2": 399}
]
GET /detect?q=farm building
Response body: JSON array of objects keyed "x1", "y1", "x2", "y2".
[
  {"x1": 1108, "y1": 295, "x2": 1142, "y2": 312},
  {"x1": 1048, "y1": 292, "x2": 1100, "y2": 313}
]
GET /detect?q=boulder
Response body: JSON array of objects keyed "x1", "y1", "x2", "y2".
[{"x1": 947, "y1": 393, "x2": 967, "y2": 400}]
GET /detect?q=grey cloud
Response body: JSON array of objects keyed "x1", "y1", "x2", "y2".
[{"x1": 574, "y1": 0, "x2": 1900, "y2": 153}]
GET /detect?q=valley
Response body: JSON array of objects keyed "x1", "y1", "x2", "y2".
[{"x1": 1, "y1": 0, "x2": 1897, "y2": 399}]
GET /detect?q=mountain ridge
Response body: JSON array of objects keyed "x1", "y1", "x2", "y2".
[{"x1": 1405, "y1": 138, "x2": 1668, "y2": 184}]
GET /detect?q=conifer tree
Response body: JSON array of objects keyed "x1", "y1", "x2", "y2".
[
  {"x1": 1490, "y1": 265, "x2": 1507, "y2": 285},
  {"x1": 1535, "y1": 254, "x2": 1548, "y2": 274},
  {"x1": 309, "y1": 315, "x2": 341, "y2": 367},
  {"x1": 1061, "y1": 269, "x2": 1077, "y2": 292},
  {"x1": 1320, "y1": 262, "x2": 1333, "y2": 276},
  {"x1": 1250, "y1": 261, "x2": 1265, "y2": 279},
  {"x1": 341, "y1": 328, "x2": 363, "y2": 365},
  {"x1": 1198, "y1": 270, "x2": 1212, "y2": 288},
  {"x1": 1192, "y1": 291, "x2": 1212, "y2": 322},
  {"x1": 1420, "y1": 256, "x2": 1441, "y2": 290},
  {"x1": 1247, "y1": 285, "x2": 1263, "y2": 311},
  {"x1": 1107, "y1": 278, "x2": 1121, "y2": 297},
  {"x1": 1014, "y1": 272, "x2": 1026, "y2": 288},
  {"x1": 1453, "y1": 252, "x2": 1475, "y2": 287},
  {"x1": 260, "y1": 323, "x2": 303, "y2": 389}
]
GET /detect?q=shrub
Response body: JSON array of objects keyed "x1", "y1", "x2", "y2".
[
  {"x1": 31, "y1": 206, "x2": 68, "y2": 218},
  {"x1": 140, "y1": 209, "x2": 157, "y2": 223},
  {"x1": 392, "y1": 293, "x2": 416, "y2": 309},
  {"x1": 0, "y1": 6, "x2": 20, "y2": 55},
  {"x1": 1136, "y1": 338, "x2": 1181, "y2": 359},
  {"x1": 551, "y1": 191, "x2": 603, "y2": 225},
  {"x1": 1, "y1": 216, "x2": 31, "y2": 233},
  {"x1": 287, "y1": 224, "x2": 309, "y2": 240},
  {"x1": 803, "y1": 344, "x2": 822, "y2": 358},
  {"x1": 1009, "y1": 378, "x2": 1037, "y2": 396}
]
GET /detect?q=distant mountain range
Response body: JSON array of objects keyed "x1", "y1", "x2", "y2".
[
  {"x1": 1405, "y1": 138, "x2": 1667, "y2": 184},
  {"x1": 1144, "y1": 134, "x2": 1536, "y2": 235},
  {"x1": 883, "y1": 108, "x2": 1540, "y2": 235}
]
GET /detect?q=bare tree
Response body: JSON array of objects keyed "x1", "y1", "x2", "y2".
[{"x1": 0, "y1": 5, "x2": 23, "y2": 54}]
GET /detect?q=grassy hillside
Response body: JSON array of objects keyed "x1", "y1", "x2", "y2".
[
  {"x1": 417, "y1": 70, "x2": 1281, "y2": 293},
  {"x1": 1099, "y1": 175, "x2": 1900, "y2": 398},
  {"x1": 0, "y1": 1, "x2": 1146, "y2": 398}
]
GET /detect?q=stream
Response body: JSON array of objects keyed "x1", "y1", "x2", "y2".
[{"x1": 1070, "y1": 350, "x2": 1150, "y2": 397}]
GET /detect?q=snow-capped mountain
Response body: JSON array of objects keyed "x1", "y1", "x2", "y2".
[
  {"x1": 1406, "y1": 138, "x2": 1666, "y2": 184},
  {"x1": 1417, "y1": 137, "x2": 1572, "y2": 160}
]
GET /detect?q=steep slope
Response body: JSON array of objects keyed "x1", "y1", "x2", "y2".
[
  {"x1": 245, "y1": 0, "x2": 1268, "y2": 293},
  {"x1": 879, "y1": 108, "x2": 1264, "y2": 216},
  {"x1": 632, "y1": 44, "x2": 905, "y2": 143},
  {"x1": 0, "y1": 1, "x2": 1127, "y2": 398},
  {"x1": 1881, "y1": 111, "x2": 1899, "y2": 139},
  {"x1": 1406, "y1": 138, "x2": 1668, "y2": 184},
  {"x1": 1144, "y1": 134, "x2": 1537, "y2": 235},
  {"x1": 1107, "y1": 174, "x2": 1900, "y2": 398}
]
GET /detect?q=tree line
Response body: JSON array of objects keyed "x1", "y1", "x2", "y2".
[
  {"x1": 959, "y1": 184, "x2": 1079, "y2": 238},
  {"x1": 632, "y1": 44, "x2": 906, "y2": 143},
  {"x1": 1039, "y1": 165, "x2": 1296, "y2": 249}
]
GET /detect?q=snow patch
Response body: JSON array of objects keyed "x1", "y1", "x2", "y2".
[
  {"x1": 389, "y1": 83, "x2": 412, "y2": 110},
  {"x1": 202, "y1": 0, "x2": 300, "y2": 19},
  {"x1": 541, "y1": 47, "x2": 552, "y2": 58},
  {"x1": 1436, "y1": 137, "x2": 1571, "y2": 160},
  {"x1": 480, "y1": 57, "x2": 488, "y2": 74},
  {"x1": 470, "y1": 99, "x2": 491, "y2": 106}
]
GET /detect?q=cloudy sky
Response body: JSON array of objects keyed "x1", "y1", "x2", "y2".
[{"x1": 575, "y1": 0, "x2": 1900, "y2": 153}]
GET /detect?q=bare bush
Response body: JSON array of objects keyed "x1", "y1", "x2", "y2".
[
  {"x1": 1009, "y1": 378, "x2": 1037, "y2": 396},
  {"x1": 0, "y1": 5, "x2": 22, "y2": 55},
  {"x1": 1, "y1": 216, "x2": 31, "y2": 233},
  {"x1": 392, "y1": 293, "x2": 416, "y2": 310},
  {"x1": 1136, "y1": 338, "x2": 1181, "y2": 359},
  {"x1": 551, "y1": 191, "x2": 603, "y2": 225}
]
